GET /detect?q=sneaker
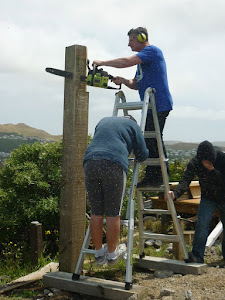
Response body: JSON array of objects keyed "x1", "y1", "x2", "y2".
[
  {"x1": 95, "y1": 245, "x2": 107, "y2": 266},
  {"x1": 107, "y1": 243, "x2": 127, "y2": 266},
  {"x1": 185, "y1": 252, "x2": 201, "y2": 263}
]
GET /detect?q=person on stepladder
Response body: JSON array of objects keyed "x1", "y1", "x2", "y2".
[
  {"x1": 93, "y1": 27, "x2": 173, "y2": 186},
  {"x1": 165, "y1": 141, "x2": 225, "y2": 264},
  {"x1": 83, "y1": 115, "x2": 148, "y2": 266}
]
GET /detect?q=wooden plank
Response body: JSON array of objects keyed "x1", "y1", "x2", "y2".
[
  {"x1": 134, "y1": 255, "x2": 207, "y2": 275},
  {"x1": 206, "y1": 221, "x2": 223, "y2": 247},
  {"x1": 173, "y1": 220, "x2": 185, "y2": 260},
  {"x1": 0, "y1": 263, "x2": 58, "y2": 294},
  {"x1": 189, "y1": 185, "x2": 201, "y2": 198},
  {"x1": 59, "y1": 45, "x2": 89, "y2": 273},
  {"x1": 43, "y1": 272, "x2": 148, "y2": 300},
  {"x1": 151, "y1": 197, "x2": 200, "y2": 215},
  {"x1": 151, "y1": 197, "x2": 219, "y2": 217}
]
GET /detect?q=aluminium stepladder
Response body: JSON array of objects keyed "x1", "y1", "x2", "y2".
[
  {"x1": 72, "y1": 87, "x2": 188, "y2": 290},
  {"x1": 113, "y1": 87, "x2": 188, "y2": 276},
  {"x1": 72, "y1": 87, "x2": 151, "y2": 290}
]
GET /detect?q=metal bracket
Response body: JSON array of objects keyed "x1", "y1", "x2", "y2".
[{"x1": 45, "y1": 67, "x2": 73, "y2": 79}]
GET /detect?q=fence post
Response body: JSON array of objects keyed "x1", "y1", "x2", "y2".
[
  {"x1": 30, "y1": 221, "x2": 43, "y2": 265},
  {"x1": 59, "y1": 45, "x2": 89, "y2": 273}
]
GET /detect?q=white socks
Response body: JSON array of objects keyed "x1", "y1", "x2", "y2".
[
  {"x1": 95, "y1": 246, "x2": 118, "y2": 259},
  {"x1": 95, "y1": 246, "x2": 104, "y2": 258},
  {"x1": 107, "y1": 249, "x2": 117, "y2": 260}
]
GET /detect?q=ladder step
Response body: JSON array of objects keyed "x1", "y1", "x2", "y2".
[
  {"x1": 120, "y1": 220, "x2": 129, "y2": 226},
  {"x1": 115, "y1": 101, "x2": 145, "y2": 110},
  {"x1": 82, "y1": 249, "x2": 95, "y2": 255},
  {"x1": 137, "y1": 185, "x2": 165, "y2": 192},
  {"x1": 142, "y1": 209, "x2": 171, "y2": 215},
  {"x1": 141, "y1": 232, "x2": 179, "y2": 243},
  {"x1": 144, "y1": 131, "x2": 156, "y2": 138},
  {"x1": 140, "y1": 158, "x2": 162, "y2": 166},
  {"x1": 103, "y1": 219, "x2": 129, "y2": 226}
]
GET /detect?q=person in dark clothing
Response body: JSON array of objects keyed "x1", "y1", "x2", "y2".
[
  {"x1": 83, "y1": 116, "x2": 149, "y2": 265},
  {"x1": 166, "y1": 141, "x2": 225, "y2": 263}
]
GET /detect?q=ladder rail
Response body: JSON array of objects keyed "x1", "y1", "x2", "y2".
[
  {"x1": 124, "y1": 88, "x2": 152, "y2": 286},
  {"x1": 150, "y1": 93, "x2": 188, "y2": 260},
  {"x1": 74, "y1": 224, "x2": 92, "y2": 276}
]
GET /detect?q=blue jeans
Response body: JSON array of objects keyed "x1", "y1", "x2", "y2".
[{"x1": 192, "y1": 196, "x2": 225, "y2": 263}]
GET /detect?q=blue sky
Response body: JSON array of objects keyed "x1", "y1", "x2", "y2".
[{"x1": 1, "y1": 0, "x2": 225, "y2": 142}]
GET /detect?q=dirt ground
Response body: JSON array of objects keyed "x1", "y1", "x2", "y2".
[
  {"x1": 1, "y1": 265, "x2": 225, "y2": 300},
  {"x1": 1, "y1": 246, "x2": 225, "y2": 300}
]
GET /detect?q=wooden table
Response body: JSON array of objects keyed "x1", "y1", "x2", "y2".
[{"x1": 151, "y1": 197, "x2": 201, "y2": 215}]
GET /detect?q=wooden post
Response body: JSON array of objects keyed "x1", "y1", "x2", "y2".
[
  {"x1": 59, "y1": 45, "x2": 89, "y2": 273},
  {"x1": 173, "y1": 220, "x2": 185, "y2": 260},
  {"x1": 30, "y1": 221, "x2": 43, "y2": 265}
]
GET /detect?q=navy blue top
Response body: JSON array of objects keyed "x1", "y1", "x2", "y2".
[
  {"x1": 83, "y1": 117, "x2": 149, "y2": 173},
  {"x1": 136, "y1": 45, "x2": 173, "y2": 112}
]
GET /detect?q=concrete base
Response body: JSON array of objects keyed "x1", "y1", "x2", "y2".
[
  {"x1": 43, "y1": 271, "x2": 148, "y2": 300},
  {"x1": 134, "y1": 255, "x2": 207, "y2": 275}
]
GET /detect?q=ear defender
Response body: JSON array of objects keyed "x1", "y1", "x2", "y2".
[{"x1": 137, "y1": 32, "x2": 146, "y2": 43}]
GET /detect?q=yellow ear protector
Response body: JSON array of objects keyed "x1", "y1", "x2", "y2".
[{"x1": 137, "y1": 30, "x2": 147, "y2": 43}]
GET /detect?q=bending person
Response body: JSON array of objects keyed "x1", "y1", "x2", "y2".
[
  {"x1": 83, "y1": 115, "x2": 148, "y2": 265},
  {"x1": 166, "y1": 141, "x2": 225, "y2": 264}
]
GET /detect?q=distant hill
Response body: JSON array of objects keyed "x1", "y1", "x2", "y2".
[
  {"x1": 165, "y1": 142, "x2": 199, "y2": 151},
  {"x1": 0, "y1": 123, "x2": 62, "y2": 141},
  {"x1": 165, "y1": 141, "x2": 225, "y2": 151}
]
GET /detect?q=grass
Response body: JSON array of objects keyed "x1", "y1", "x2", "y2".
[{"x1": 0, "y1": 253, "x2": 58, "y2": 285}]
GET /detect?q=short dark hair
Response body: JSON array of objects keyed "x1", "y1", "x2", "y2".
[{"x1": 127, "y1": 27, "x2": 148, "y2": 41}]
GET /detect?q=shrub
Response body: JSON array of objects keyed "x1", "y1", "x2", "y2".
[{"x1": 0, "y1": 141, "x2": 62, "y2": 259}]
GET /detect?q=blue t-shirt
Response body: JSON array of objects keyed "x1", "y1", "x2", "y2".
[
  {"x1": 83, "y1": 117, "x2": 149, "y2": 173},
  {"x1": 136, "y1": 45, "x2": 173, "y2": 112}
]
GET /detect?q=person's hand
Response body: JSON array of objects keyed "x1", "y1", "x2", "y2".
[
  {"x1": 92, "y1": 60, "x2": 103, "y2": 67},
  {"x1": 202, "y1": 160, "x2": 214, "y2": 171},
  {"x1": 112, "y1": 76, "x2": 125, "y2": 85},
  {"x1": 164, "y1": 191, "x2": 175, "y2": 202}
]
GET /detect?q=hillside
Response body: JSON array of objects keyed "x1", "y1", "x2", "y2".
[
  {"x1": 165, "y1": 141, "x2": 225, "y2": 151},
  {"x1": 0, "y1": 123, "x2": 62, "y2": 141}
]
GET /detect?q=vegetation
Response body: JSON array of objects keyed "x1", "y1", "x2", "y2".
[{"x1": 0, "y1": 141, "x2": 62, "y2": 267}]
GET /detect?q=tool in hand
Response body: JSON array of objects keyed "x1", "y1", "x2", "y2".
[{"x1": 81, "y1": 60, "x2": 121, "y2": 90}]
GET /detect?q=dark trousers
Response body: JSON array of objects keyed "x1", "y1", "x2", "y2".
[
  {"x1": 192, "y1": 196, "x2": 225, "y2": 263},
  {"x1": 144, "y1": 110, "x2": 170, "y2": 182}
]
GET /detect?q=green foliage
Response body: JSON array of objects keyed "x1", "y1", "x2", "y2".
[
  {"x1": 168, "y1": 159, "x2": 187, "y2": 182},
  {"x1": 0, "y1": 141, "x2": 62, "y2": 259}
]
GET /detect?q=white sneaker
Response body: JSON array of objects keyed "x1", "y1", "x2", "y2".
[
  {"x1": 107, "y1": 243, "x2": 127, "y2": 266},
  {"x1": 95, "y1": 245, "x2": 108, "y2": 266}
]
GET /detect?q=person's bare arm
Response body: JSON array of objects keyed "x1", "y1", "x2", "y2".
[
  {"x1": 93, "y1": 55, "x2": 142, "y2": 68},
  {"x1": 112, "y1": 77, "x2": 138, "y2": 90}
]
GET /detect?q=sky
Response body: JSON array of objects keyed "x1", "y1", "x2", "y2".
[{"x1": 1, "y1": 0, "x2": 225, "y2": 143}]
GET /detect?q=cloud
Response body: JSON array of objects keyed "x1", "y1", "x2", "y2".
[
  {"x1": 0, "y1": 0, "x2": 225, "y2": 142},
  {"x1": 171, "y1": 106, "x2": 225, "y2": 121}
]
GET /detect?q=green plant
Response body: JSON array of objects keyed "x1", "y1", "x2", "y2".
[{"x1": 0, "y1": 141, "x2": 62, "y2": 259}]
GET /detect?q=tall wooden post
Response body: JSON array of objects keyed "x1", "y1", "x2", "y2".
[{"x1": 59, "y1": 45, "x2": 89, "y2": 273}]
